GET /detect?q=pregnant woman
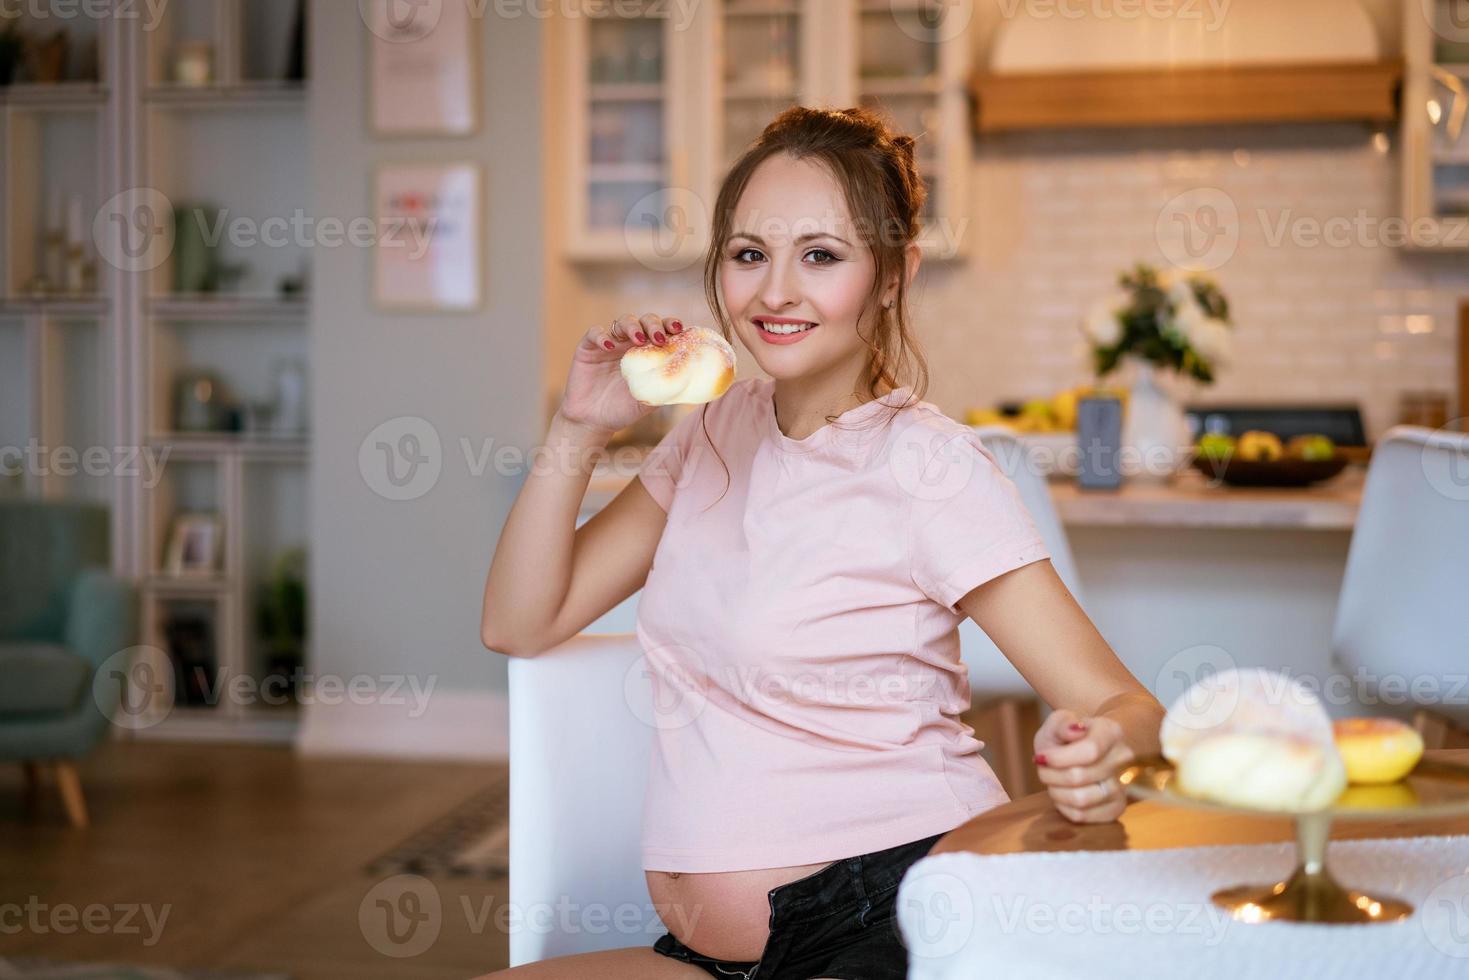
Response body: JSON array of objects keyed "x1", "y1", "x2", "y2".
[{"x1": 479, "y1": 106, "x2": 1165, "y2": 979}]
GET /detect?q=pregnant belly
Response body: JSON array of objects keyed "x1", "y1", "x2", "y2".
[{"x1": 645, "y1": 860, "x2": 838, "y2": 961}]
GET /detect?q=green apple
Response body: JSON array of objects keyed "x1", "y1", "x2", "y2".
[
  {"x1": 1197, "y1": 433, "x2": 1236, "y2": 460},
  {"x1": 1288, "y1": 434, "x2": 1336, "y2": 461}
]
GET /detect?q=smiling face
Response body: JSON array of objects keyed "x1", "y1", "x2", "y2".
[{"x1": 718, "y1": 153, "x2": 886, "y2": 385}]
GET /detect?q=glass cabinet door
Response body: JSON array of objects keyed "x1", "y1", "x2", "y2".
[
  {"x1": 856, "y1": 0, "x2": 947, "y2": 222},
  {"x1": 584, "y1": 11, "x2": 669, "y2": 232},
  {"x1": 1427, "y1": 0, "x2": 1469, "y2": 224},
  {"x1": 720, "y1": 1, "x2": 804, "y2": 171},
  {"x1": 569, "y1": 1, "x2": 713, "y2": 264},
  {"x1": 1401, "y1": 0, "x2": 1469, "y2": 248}
]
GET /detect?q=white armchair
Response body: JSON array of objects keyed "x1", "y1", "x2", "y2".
[
  {"x1": 506, "y1": 632, "x2": 661, "y2": 966},
  {"x1": 1330, "y1": 424, "x2": 1469, "y2": 735}
]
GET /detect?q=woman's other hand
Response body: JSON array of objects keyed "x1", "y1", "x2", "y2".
[{"x1": 1032, "y1": 708, "x2": 1134, "y2": 823}]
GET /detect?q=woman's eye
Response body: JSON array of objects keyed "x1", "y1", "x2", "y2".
[
  {"x1": 732, "y1": 247, "x2": 764, "y2": 263},
  {"x1": 805, "y1": 248, "x2": 838, "y2": 264}
]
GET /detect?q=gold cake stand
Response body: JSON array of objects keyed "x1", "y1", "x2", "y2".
[{"x1": 1118, "y1": 755, "x2": 1469, "y2": 924}]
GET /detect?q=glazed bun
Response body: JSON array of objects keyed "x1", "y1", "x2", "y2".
[
  {"x1": 621, "y1": 325, "x2": 736, "y2": 406},
  {"x1": 1161, "y1": 666, "x2": 1334, "y2": 764},
  {"x1": 1160, "y1": 667, "x2": 1347, "y2": 811},
  {"x1": 1175, "y1": 732, "x2": 1347, "y2": 812},
  {"x1": 1333, "y1": 718, "x2": 1425, "y2": 785}
]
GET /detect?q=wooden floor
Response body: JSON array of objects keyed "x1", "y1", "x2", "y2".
[{"x1": 0, "y1": 740, "x2": 513, "y2": 979}]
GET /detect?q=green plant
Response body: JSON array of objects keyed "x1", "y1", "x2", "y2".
[
  {"x1": 258, "y1": 546, "x2": 306, "y2": 663},
  {"x1": 1082, "y1": 263, "x2": 1234, "y2": 384}
]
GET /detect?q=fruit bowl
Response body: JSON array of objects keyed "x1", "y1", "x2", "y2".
[
  {"x1": 1190, "y1": 453, "x2": 1350, "y2": 487},
  {"x1": 1118, "y1": 754, "x2": 1469, "y2": 924}
]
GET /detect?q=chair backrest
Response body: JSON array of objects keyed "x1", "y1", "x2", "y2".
[
  {"x1": 958, "y1": 427, "x2": 1086, "y2": 701},
  {"x1": 507, "y1": 632, "x2": 664, "y2": 966},
  {"x1": 1330, "y1": 425, "x2": 1469, "y2": 728},
  {"x1": 0, "y1": 500, "x2": 110, "y2": 642}
]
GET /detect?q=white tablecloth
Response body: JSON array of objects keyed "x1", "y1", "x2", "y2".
[{"x1": 895, "y1": 834, "x2": 1469, "y2": 979}]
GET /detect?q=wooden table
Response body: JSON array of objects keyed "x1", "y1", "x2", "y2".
[{"x1": 933, "y1": 749, "x2": 1469, "y2": 857}]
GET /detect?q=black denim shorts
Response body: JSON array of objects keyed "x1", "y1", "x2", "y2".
[{"x1": 650, "y1": 830, "x2": 946, "y2": 980}]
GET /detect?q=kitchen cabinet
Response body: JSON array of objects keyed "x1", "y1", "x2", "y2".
[
  {"x1": 1401, "y1": 0, "x2": 1469, "y2": 250},
  {"x1": 562, "y1": 0, "x2": 971, "y2": 263}
]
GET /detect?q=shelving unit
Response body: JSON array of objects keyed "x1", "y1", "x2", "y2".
[
  {"x1": 1401, "y1": 0, "x2": 1469, "y2": 250},
  {"x1": 562, "y1": 0, "x2": 971, "y2": 263},
  {"x1": 1, "y1": 2, "x2": 310, "y2": 745},
  {"x1": 128, "y1": 0, "x2": 308, "y2": 744},
  {"x1": 0, "y1": 13, "x2": 115, "y2": 506}
]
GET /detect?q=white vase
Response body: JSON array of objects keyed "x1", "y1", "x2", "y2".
[{"x1": 1121, "y1": 356, "x2": 1190, "y2": 483}]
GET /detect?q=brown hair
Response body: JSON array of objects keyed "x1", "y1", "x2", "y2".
[{"x1": 688, "y1": 105, "x2": 933, "y2": 510}]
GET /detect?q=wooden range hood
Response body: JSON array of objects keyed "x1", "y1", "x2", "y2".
[
  {"x1": 971, "y1": 0, "x2": 1400, "y2": 133},
  {"x1": 972, "y1": 60, "x2": 1402, "y2": 133}
]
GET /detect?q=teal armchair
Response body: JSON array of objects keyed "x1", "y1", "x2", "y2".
[{"x1": 0, "y1": 500, "x2": 138, "y2": 826}]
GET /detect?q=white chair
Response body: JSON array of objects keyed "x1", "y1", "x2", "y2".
[
  {"x1": 959, "y1": 427, "x2": 1087, "y2": 792},
  {"x1": 506, "y1": 632, "x2": 661, "y2": 966},
  {"x1": 1330, "y1": 425, "x2": 1469, "y2": 733}
]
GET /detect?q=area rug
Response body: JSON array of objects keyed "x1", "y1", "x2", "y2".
[
  {"x1": 0, "y1": 962, "x2": 288, "y2": 979},
  {"x1": 363, "y1": 774, "x2": 510, "y2": 880}
]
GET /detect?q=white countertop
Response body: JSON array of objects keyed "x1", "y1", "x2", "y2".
[{"x1": 583, "y1": 449, "x2": 1366, "y2": 531}]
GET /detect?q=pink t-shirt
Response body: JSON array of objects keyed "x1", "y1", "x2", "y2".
[{"x1": 635, "y1": 377, "x2": 1051, "y2": 872}]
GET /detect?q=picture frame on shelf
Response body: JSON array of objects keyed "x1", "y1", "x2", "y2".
[
  {"x1": 165, "y1": 513, "x2": 223, "y2": 578},
  {"x1": 364, "y1": 0, "x2": 479, "y2": 136},
  {"x1": 372, "y1": 161, "x2": 483, "y2": 312}
]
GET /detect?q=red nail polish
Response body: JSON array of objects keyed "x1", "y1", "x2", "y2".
[
  {"x1": 654, "y1": 332, "x2": 666, "y2": 343},
  {"x1": 671, "y1": 320, "x2": 683, "y2": 331},
  {"x1": 1069, "y1": 722, "x2": 1088, "y2": 732},
  {"x1": 635, "y1": 332, "x2": 647, "y2": 343},
  {"x1": 604, "y1": 340, "x2": 616, "y2": 350},
  {"x1": 1034, "y1": 753, "x2": 1048, "y2": 766}
]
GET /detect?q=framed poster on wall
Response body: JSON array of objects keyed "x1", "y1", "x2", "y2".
[
  {"x1": 363, "y1": 0, "x2": 479, "y2": 136},
  {"x1": 373, "y1": 162, "x2": 483, "y2": 312}
]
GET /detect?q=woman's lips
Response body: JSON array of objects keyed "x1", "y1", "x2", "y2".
[{"x1": 754, "y1": 318, "x2": 818, "y2": 345}]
